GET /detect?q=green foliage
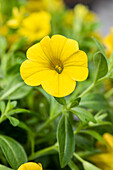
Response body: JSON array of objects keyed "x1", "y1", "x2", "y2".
[
  {"x1": 83, "y1": 161, "x2": 101, "y2": 170},
  {"x1": 57, "y1": 114, "x2": 75, "y2": 168},
  {"x1": 0, "y1": 135, "x2": 27, "y2": 169},
  {"x1": 94, "y1": 52, "x2": 108, "y2": 82},
  {"x1": 71, "y1": 107, "x2": 96, "y2": 123},
  {"x1": 0, "y1": 74, "x2": 31, "y2": 100},
  {"x1": 80, "y1": 93, "x2": 109, "y2": 111}
]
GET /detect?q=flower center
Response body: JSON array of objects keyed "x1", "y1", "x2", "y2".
[{"x1": 55, "y1": 65, "x2": 63, "y2": 74}]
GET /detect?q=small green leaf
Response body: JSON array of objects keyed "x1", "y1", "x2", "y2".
[
  {"x1": 0, "y1": 101, "x2": 5, "y2": 115},
  {"x1": 94, "y1": 52, "x2": 108, "y2": 82},
  {"x1": 0, "y1": 135, "x2": 27, "y2": 169},
  {"x1": 80, "y1": 93, "x2": 109, "y2": 111},
  {"x1": 93, "y1": 37, "x2": 106, "y2": 57},
  {"x1": 0, "y1": 74, "x2": 31, "y2": 100},
  {"x1": 57, "y1": 114, "x2": 75, "y2": 168},
  {"x1": 68, "y1": 160, "x2": 79, "y2": 170},
  {"x1": 83, "y1": 161, "x2": 101, "y2": 170},
  {"x1": 71, "y1": 107, "x2": 96, "y2": 123},
  {"x1": 7, "y1": 116, "x2": 20, "y2": 127},
  {"x1": 54, "y1": 97, "x2": 66, "y2": 106},
  {"x1": 69, "y1": 97, "x2": 81, "y2": 108},
  {"x1": 81, "y1": 130, "x2": 105, "y2": 144},
  {"x1": 0, "y1": 164, "x2": 12, "y2": 170}
]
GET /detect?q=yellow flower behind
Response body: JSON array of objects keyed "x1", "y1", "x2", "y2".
[
  {"x1": 18, "y1": 162, "x2": 42, "y2": 170},
  {"x1": 103, "y1": 28, "x2": 113, "y2": 58},
  {"x1": 7, "y1": 7, "x2": 25, "y2": 29},
  {"x1": 20, "y1": 35, "x2": 88, "y2": 97},
  {"x1": 26, "y1": 0, "x2": 64, "y2": 12},
  {"x1": 90, "y1": 133, "x2": 113, "y2": 170},
  {"x1": 19, "y1": 11, "x2": 51, "y2": 42}
]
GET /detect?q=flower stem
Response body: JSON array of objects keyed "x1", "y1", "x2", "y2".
[
  {"x1": 78, "y1": 83, "x2": 95, "y2": 98},
  {"x1": 73, "y1": 153, "x2": 84, "y2": 163},
  {"x1": 36, "y1": 112, "x2": 62, "y2": 134},
  {"x1": 28, "y1": 143, "x2": 58, "y2": 160}
]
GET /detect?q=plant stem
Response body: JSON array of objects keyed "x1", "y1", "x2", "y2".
[
  {"x1": 105, "y1": 87, "x2": 113, "y2": 98},
  {"x1": 36, "y1": 112, "x2": 62, "y2": 134},
  {"x1": 78, "y1": 83, "x2": 95, "y2": 98},
  {"x1": 73, "y1": 153, "x2": 84, "y2": 163},
  {"x1": 28, "y1": 143, "x2": 58, "y2": 160}
]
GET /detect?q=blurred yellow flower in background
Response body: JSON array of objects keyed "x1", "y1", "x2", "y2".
[
  {"x1": 90, "y1": 133, "x2": 113, "y2": 170},
  {"x1": 18, "y1": 162, "x2": 43, "y2": 170},
  {"x1": 7, "y1": 7, "x2": 25, "y2": 29},
  {"x1": 74, "y1": 4, "x2": 97, "y2": 23},
  {"x1": 26, "y1": 0, "x2": 64, "y2": 12},
  {"x1": 103, "y1": 28, "x2": 113, "y2": 58},
  {"x1": 20, "y1": 35, "x2": 88, "y2": 97},
  {"x1": 19, "y1": 11, "x2": 51, "y2": 42}
]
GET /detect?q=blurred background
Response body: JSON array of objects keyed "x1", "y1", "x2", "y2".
[{"x1": 65, "y1": 0, "x2": 113, "y2": 35}]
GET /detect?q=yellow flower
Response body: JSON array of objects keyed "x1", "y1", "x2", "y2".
[
  {"x1": 90, "y1": 133, "x2": 113, "y2": 170},
  {"x1": 7, "y1": 7, "x2": 25, "y2": 29},
  {"x1": 74, "y1": 4, "x2": 97, "y2": 22},
  {"x1": 103, "y1": 28, "x2": 113, "y2": 58},
  {"x1": 19, "y1": 12, "x2": 51, "y2": 42},
  {"x1": 20, "y1": 35, "x2": 88, "y2": 97},
  {"x1": 26, "y1": 0, "x2": 64, "y2": 12},
  {"x1": 18, "y1": 162, "x2": 43, "y2": 170}
]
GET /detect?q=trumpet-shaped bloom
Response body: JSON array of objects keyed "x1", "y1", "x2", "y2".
[
  {"x1": 90, "y1": 133, "x2": 113, "y2": 170},
  {"x1": 19, "y1": 12, "x2": 51, "y2": 42},
  {"x1": 18, "y1": 162, "x2": 42, "y2": 170},
  {"x1": 20, "y1": 35, "x2": 88, "y2": 97}
]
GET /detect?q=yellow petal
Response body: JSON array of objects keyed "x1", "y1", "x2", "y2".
[
  {"x1": 18, "y1": 162, "x2": 43, "y2": 170},
  {"x1": 50, "y1": 34, "x2": 67, "y2": 59},
  {"x1": 42, "y1": 70, "x2": 76, "y2": 97},
  {"x1": 40, "y1": 36, "x2": 55, "y2": 66},
  {"x1": 60, "y1": 38, "x2": 79, "y2": 62},
  {"x1": 63, "y1": 50, "x2": 88, "y2": 67},
  {"x1": 64, "y1": 66, "x2": 88, "y2": 81},
  {"x1": 103, "y1": 133, "x2": 113, "y2": 150},
  {"x1": 20, "y1": 60, "x2": 49, "y2": 86},
  {"x1": 27, "y1": 43, "x2": 49, "y2": 63}
]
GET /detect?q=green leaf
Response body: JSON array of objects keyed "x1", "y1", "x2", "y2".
[
  {"x1": 57, "y1": 114, "x2": 75, "y2": 168},
  {"x1": 71, "y1": 107, "x2": 96, "y2": 123},
  {"x1": 69, "y1": 97, "x2": 81, "y2": 108},
  {"x1": 0, "y1": 164, "x2": 12, "y2": 170},
  {"x1": 54, "y1": 97, "x2": 66, "y2": 106},
  {"x1": 80, "y1": 93, "x2": 109, "y2": 111},
  {"x1": 0, "y1": 74, "x2": 31, "y2": 100},
  {"x1": 94, "y1": 52, "x2": 108, "y2": 82},
  {"x1": 93, "y1": 37, "x2": 106, "y2": 57},
  {"x1": 0, "y1": 101, "x2": 5, "y2": 115},
  {"x1": 109, "y1": 52, "x2": 113, "y2": 71},
  {"x1": 68, "y1": 160, "x2": 79, "y2": 170},
  {"x1": 7, "y1": 116, "x2": 19, "y2": 127},
  {"x1": 83, "y1": 161, "x2": 101, "y2": 170},
  {"x1": 81, "y1": 130, "x2": 105, "y2": 144},
  {"x1": 0, "y1": 135, "x2": 27, "y2": 169}
]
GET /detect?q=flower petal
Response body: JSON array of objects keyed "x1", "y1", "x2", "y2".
[
  {"x1": 50, "y1": 34, "x2": 67, "y2": 59},
  {"x1": 64, "y1": 66, "x2": 88, "y2": 81},
  {"x1": 42, "y1": 70, "x2": 76, "y2": 97},
  {"x1": 27, "y1": 43, "x2": 49, "y2": 63},
  {"x1": 63, "y1": 50, "x2": 88, "y2": 67},
  {"x1": 18, "y1": 162, "x2": 42, "y2": 170},
  {"x1": 60, "y1": 38, "x2": 79, "y2": 62},
  {"x1": 20, "y1": 60, "x2": 49, "y2": 86}
]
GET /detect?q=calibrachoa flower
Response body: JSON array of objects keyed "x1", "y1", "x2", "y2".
[
  {"x1": 90, "y1": 133, "x2": 113, "y2": 170},
  {"x1": 19, "y1": 12, "x2": 51, "y2": 42},
  {"x1": 18, "y1": 162, "x2": 43, "y2": 170},
  {"x1": 20, "y1": 35, "x2": 88, "y2": 97},
  {"x1": 103, "y1": 27, "x2": 113, "y2": 57}
]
